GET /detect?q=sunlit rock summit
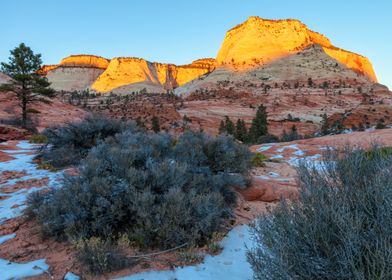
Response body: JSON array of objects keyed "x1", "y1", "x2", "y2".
[
  {"x1": 41, "y1": 16, "x2": 379, "y2": 94},
  {"x1": 216, "y1": 17, "x2": 376, "y2": 81}
]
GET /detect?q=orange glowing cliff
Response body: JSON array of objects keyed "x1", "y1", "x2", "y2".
[{"x1": 40, "y1": 16, "x2": 378, "y2": 93}]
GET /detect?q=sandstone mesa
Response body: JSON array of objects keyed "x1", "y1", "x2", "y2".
[{"x1": 40, "y1": 16, "x2": 379, "y2": 94}]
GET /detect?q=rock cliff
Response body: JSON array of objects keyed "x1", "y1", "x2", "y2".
[
  {"x1": 39, "y1": 55, "x2": 110, "y2": 91},
  {"x1": 216, "y1": 16, "x2": 377, "y2": 82},
  {"x1": 41, "y1": 16, "x2": 378, "y2": 93},
  {"x1": 91, "y1": 58, "x2": 216, "y2": 93}
]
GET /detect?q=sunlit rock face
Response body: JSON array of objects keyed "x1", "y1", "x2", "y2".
[
  {"x1": 322, "y1": 47, "x2": 377, "y2": 81},
  {"x1": 175, "y1": 59, "x2": 216, "y2": 86},
  {"x1": 42, "y1": 56, "x2": 215, "y2": 93},
  {"x1": 46, "y1": 67, "x2": 106, "y2": 92},
  {"x1": 216, "y1": 16, "x2": 377, "y2": 82},
  {"x1": 59, "y1": 55, "x2": 110, "y2": 69},
  {"x1": 41, "y1": 16, "x2": 378, "y2": 93},
  {"x1": 39, "y1": 55, "x2": 110, "y2": 91},
  {"x1": 37, "y1": 65, "x2": 58, "y2": 74},
  {"x1": 91, "y1": 58, "x2": 216, "y2": 93}
]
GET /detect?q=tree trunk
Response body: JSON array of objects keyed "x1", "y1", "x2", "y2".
[{"x1": 22, "y1": 94, "x2": 27, "y2": 128}]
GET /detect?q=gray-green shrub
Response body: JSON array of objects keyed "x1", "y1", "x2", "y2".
[
  {"x1": 39, "y1": 116, "x2": 139, "y2": 167},
  {"x1": 247, "y1": 146, "x2": 392, "y2": 280},
  {"x1": 27, "y1": 130, "x2": 252, "y2": 250}
]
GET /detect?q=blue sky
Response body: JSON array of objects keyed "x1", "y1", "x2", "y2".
[{"x1": 1, "y1": 0, "x2": 391, "y2": 88}]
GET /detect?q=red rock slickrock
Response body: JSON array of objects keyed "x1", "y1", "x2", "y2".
[
  {"x1": 0, "y1": 170, "x2": 28, "y2": 184},
  {"x1": 0, "y1": 90, "x2": 89, "y2": 138},
  {"x1": 0, "y1": 124, "x2": 30, "y2": 141},
  {"x1": 237, "y1": 176, "x2": 298, "y2": 203},
  {"x1": 1, "y1": 177, "x2": 49, "y2": 193}
]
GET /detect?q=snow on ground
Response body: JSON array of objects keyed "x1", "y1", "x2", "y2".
[
  {"x1": 276, "y1": 144, "x2": 299, "y2": 153},
  {"x1": 0, "y1": 141, "x2": 62, "y2": 279},
  {"x1": 64, "y1": 271, "x2": 81, "y2": 280},
  {"x1": 115, "y1": 225, "x2": 253, "y2": 280},
  {"x1": 0, "y1": 258, "x2": 49, "y2": 280},
  {"x1": 0, "y1": 141, "x2": 63, "y2": 224},
  {"x1": 256, "y1": 144, "x2": 274, "y2": 152},
  {"x1": 262, "y1": 143, "x2": 324, "y2": 169},
  {"x1": 0, "y1": 233, "x2": 16, "y2": 244}
]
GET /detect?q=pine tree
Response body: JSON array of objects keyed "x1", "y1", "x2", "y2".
[
  {"x1": 235, "y1": 119, "x2": 248, "y2": 142},
  {"x1": 290, "y1": 125, "x2": 299, "y2": 140},
  {"x1": 291, "y1": 124, "x2": 297, "y2": 134},
  {"x1": 224, "y1": 116, "x2": 235, "y2": 135},
  {"x1": 151, "y1": 116, "x2": 160, "y2": 133},
  {"x1": 307, "y1": 77, "x2": 313, "y2": 87},
  {"x1": 219, "y1": 120, "x2": 226, "y2": 134},
  {"x1": 249, "y1": 104, "x2": 268, "y2": 143},
  {"x1": 0, "y1": 43, "x2": 55, "y2": 127},
  {"x1": 281, "y1": 130, "x2": 289, "y2": 142},
  {"x1": 321, "y1": 113, "x2": 329, "y2": 135}
]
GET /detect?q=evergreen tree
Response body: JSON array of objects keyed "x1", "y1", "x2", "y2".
[
  {"x1": 291, "y1": 124, "x2": 298, "y2": 134},
  {"x1": 249, "y1": 104, "x2": 268, "y2": 143},
  {"x1": 151, "y1": 116, "x2": 160, "y2": 133},
  {"x1": 219, "y1": 120, "x2": 226, "y2": 134},
  {"x1": 224, "y1": 116, "x2": 235, "y2": 135},
  {"x1": 321, "y1": 113, "x2": 329, "y2": 135},
  {"x1": 290, "y1": 125, "x2": 299, "y2": 140},
  {"x1": 235, "y1": 119, "x2": 248, "y2": 142},
  {"x1": 0, "y1": 43, "x2": 55, "y2": 127},
  {"x1": 307, "y1": 77, "x2": 313, "y2": 87},
  {"x1": 281, "y1": 125, "x2": 300, "y2": 142}
]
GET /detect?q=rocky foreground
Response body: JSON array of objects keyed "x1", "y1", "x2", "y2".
[{"x1": 1, "y1": 128, "x2": 392, "y2": 279}]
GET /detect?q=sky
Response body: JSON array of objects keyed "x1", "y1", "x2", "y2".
[{"x1": 1, "y1": 0, "x2": 391, "y2": 88}]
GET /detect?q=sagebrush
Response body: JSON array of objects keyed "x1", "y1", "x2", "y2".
[
  {"x1": 39, "y1": 116, "x2": 138, "y2": 167},
  {"x1": 28, "y1": 130, "x2": 252, "y2": 252},
  {"x1": 247, "y1": 146, "x2": 392, "y2": 280}
]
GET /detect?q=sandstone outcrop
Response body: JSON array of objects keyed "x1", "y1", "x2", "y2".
[
  {"x1": 0, "y1": 90, "x2": 88, "y2": 132},
  {"x1": 91, "y1": 58, "x2": 216, "y2": 93},
  {"x1": 42, "y1": 55, "x2": 215, "y2": 93},
  {"x1": 0, "y1": 125, "x2": 29, "y2": 142},
  {"x1": 59, "y1": 55, "x2": 110, "y2": 69},
  {"x1": 39, "y1": 55, "x2": 110, "y2": 92},
  {"x1": 46, "y1": 67, "x2": 106, "y2": 92},
  {"x1": 216, "y1": 16, "x2": 377, "y2": 82},
  {"x1": 41, "y1": 16, "x2": 379, "y2": 94}
]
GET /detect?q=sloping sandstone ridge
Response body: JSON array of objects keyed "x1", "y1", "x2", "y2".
[
  {"x1": 41, "y1": 55, "x2": 216, "y2": 93},
  {"x1": 41, "y1": 16, "x2": 378, "y2": 94},
  {"x1": 216, "y1": 17, "x2": 376, "y2": 80}
]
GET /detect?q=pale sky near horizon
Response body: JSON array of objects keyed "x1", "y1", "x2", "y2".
[{"x1": 1, "y1": 0, "x2": 391, "y2": 88}]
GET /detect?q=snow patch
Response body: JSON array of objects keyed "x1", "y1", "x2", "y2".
[
  {"x1": 256, "y1": 145, "x2": 273, "y2": 152},
  {"x1": 276, "y1": 144, "x2": 298, "y2": 153},
  {"x1": 0, "y1": 258, "x2": 49, "y2": 280},
  {"x1": 268, "y1": 172, "x2": 279, "y2": 178},
  {"x1": 65, "y1": 271, "x2": 80, "y2": 280},
  {"x1": 270, "y1": 154, "x2": 283, "y2": 159},
  {"x1": 0, "y1": 233, "x2": 16, "y2": 244},
  {"x1": 0, "y1": 142, "x2": 63, "y2": 224},
  {"x1": 115, "y1": 225, "x2": 253, "y2": 280}
]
